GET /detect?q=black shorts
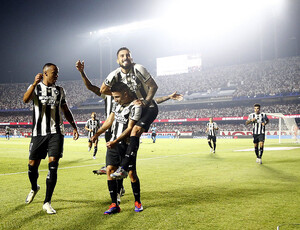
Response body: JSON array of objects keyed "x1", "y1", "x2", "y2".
[
  {"x1": 29, "y1": 134, "x2": 64, "y2": 160},
  {"x1": 207, "y1": 135, "x2": 216, "y2": 142},
  {"x1": 253, "y1": 134, "x2": 265, "y2": 143},
  {"x1": 106, "y1": 143, "x2": 136, "y2": 171},
  {"x1": 105, "y1": 129, "x2": 112, "y2": 142},
  {"x1": 151, "y1": 133, "x2": 156, "y2": 137},
  {"x1": 136, "y1": 102, "x2": 158, "y2": 132}
]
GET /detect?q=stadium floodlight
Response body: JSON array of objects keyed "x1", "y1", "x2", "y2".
[{"x1": 89, "y1": 19, "x2": 159, "y2": 36}]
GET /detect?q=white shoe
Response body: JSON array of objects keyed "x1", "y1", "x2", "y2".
[
  {"x1": 117, "y1": 193, "x2": 121, "y2": 204},
  {"x1": 259, "y1": 159, "x2": 262, "y2": 164},
  {"x1": 25, "y1": 185, "x2": 40, "y2": 204},
  {"x1": 213, "y1": 150, "x2": 215, "y2": 154},
  {"x1": 88, "y1": 147, "x2": 91, "y2": 152},
  {"x1": 93, "y1": 156, "x2": 96, "y2": 160},
  {"x1": 43, "y1": 202, "x2": 56, "y2": 214},
  {"x1": 256, "y1": 158, "x2": 259, "y2": 163},
  {"x1": 210, "y1": 148, "x2": 213, "y2": 153}
]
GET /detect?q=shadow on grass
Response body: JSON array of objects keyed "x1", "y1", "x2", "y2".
[{"x1": 259, "y1": 164, "x2": 299, "y2": 182}]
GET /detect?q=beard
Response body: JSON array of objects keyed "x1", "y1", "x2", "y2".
[{"x1": 119, "y1": 60, "x2": 132, "y2": 70}]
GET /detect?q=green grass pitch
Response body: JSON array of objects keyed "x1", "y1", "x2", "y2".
[{"x1": 0, "y1": 137, "x2": 299, "y2": 230}]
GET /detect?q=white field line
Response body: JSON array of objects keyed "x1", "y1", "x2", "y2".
[{"x1": 0, "y1": 152, "x2": 199, "y2": 176}]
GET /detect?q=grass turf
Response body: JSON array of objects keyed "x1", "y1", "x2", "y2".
[{"x1": 0, "y1": 137, "x2": 299, "y2": 230}]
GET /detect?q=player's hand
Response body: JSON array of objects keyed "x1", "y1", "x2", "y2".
[
  {"x1": 73, "y1": 129, "x2": 79, "y2": 140},
  {"x1": 251, "y1": 118, "x2": 257, "y2": 123},
  {"x1": 75, "y1": 60, "x2": 84, "y2": 73},
  {"x1": 106, "y1": 141, "x2": 116, "y2": 149},
  {"x1": 90, "y1": 134, "x2": 98, "y2": 143},
  {"x1": 261, "y1": 122, "x2": 265, "y2": 126},
  {"x1": 33, "y1": 73, "x2": 43, "y2": 85},
  {"x1": 169, "y1": 91, "x2": 183, "y2": 101},
  {"x1": 133, "y1": 99, "x2": 143, "y2": 106}
]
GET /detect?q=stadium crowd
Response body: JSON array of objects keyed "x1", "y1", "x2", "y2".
[{"x1": 0, "y1": 56, "x2": 299, "y2": 111}]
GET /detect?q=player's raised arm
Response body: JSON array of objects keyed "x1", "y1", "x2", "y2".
[
  {"x1": 76, "y1": 60, "x2": 101, "y2": 96},
  {"x1": 61, "y1": 104, "x2": 79, "y2": 140},
  {"x1": 23, "y1": 73, "x2": 43, "y2": 103}
]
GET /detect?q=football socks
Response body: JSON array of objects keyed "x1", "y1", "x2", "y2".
[{"x1": 44, "y1": 161, "x2": 58, "y2": 203}]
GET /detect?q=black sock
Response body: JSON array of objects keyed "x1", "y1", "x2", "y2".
[
  {"x1": 122, "y1": 136, "x2": 140, "y2": 171},
  {"x1": 208, "y1": 141, "x2": 212, "y2": 148},
  {"x1": 131, "y1": 177, "x2": 141, "y2": 203},
  {"x1": 44, "y1": 161, "x2": 58, "y2": 204},
  {"x1": 28, "y1": 164, "x2": 39, "y2": 191},
  {"x1": 108, "y1": 180, "x2": 118, "y2": 204},
  {"x1": 93, "y1": 146, "x2": 98, "y2": 156},
  {"x1": 259, "y1": 147, "x2": 264, "y2": 158},
  {"x1": 117, "y1": 179, "x2": 124, "y2": 194},
  {"x1": 255, "y1": 146, "x2": 259, "y2": 158},
  {"x1": 213, "y1": 142, "x2": 216, "y2": 150}
]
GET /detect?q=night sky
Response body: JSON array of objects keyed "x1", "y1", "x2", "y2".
[{"x1": 0, "y1": 0, "x2": 299, "y2": 84}]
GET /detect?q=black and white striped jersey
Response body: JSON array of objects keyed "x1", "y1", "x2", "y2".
[
  {"x1": 207, "y1": 122, "x2": 218, "y2": 136},
  {"x1": 102, "y1": 95, "x2": 113, "y2": 119},
  {"x1": 30, "y1": 82, "x2": 66, "y2": 136},
  {"x1": 85, "y1": 119, "x2": 100, "y2": 138},
  {"x1": 110, "y1": 102, "x2": 142, "y2": 144},
  {"x1": 247, "y1": 112, "x2": 269, "y2": 135},
  {"x1": 104, "y1": 64, "x2": 157, "y2": 107}
]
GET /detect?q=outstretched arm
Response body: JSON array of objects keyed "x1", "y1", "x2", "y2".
[
  {"x1": 155, "y1": 91, "x2": 183, "y2": 104},
  {"x1": 76, "y1": 60, "x2": 101, "y2": 96}
]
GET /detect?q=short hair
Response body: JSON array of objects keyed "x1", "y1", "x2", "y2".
[
  {"x1": 116, "y1": 47, "x2": 130, "y2": 56},
  {"x1": 111, "y1": 82, "x2": 131, "y2": 93},
  {"x1": 254, "y1": 103, "x2": 261, "y2": 108},
  {"x1": 43, "y1": 63, "x2": 57, "y2": 72}
]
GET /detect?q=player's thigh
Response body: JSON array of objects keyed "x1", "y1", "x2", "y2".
[
  {"x1": 29, "y1": 136, "x2": 49, "y2": 160},
  {"x1": 135, "y1": 104, "x2": 158, "y2": 132},
  {"x1": 47, "y1": 134, "x2": 64, "y2": 159}
]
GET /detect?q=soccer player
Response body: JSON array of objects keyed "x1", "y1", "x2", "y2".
[
  {"x1": 85, "y1": 112, "x2": 100, "y2": 159},
  {"x1": 246, "y1": 103, "x2": 269, "y2": 164},
  {"x1": 151, "y1": 124, "x2": 157, "y2": 143},
  {"x1": 5, "y1": 126, "x2": 10, "y2": 140},
  {"x1": 100, "y1": 47, "x2": 158, "y2": 178},
  {"x1": 174, "y1": 129, "x2": 181, "y2": 141},
  {"x1": 23, "y1": 63, "x2": 79, "y2": 214},
  {"x1": 91, "y1": 82, "x2": 143, "y2": 214},
  {"x1": 206, "y1": 117, "x2": 219, "y2": 153}
]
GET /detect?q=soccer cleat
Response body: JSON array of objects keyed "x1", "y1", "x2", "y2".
[
  {"x1": 25, "y1": 185, "x2": 40, "y2": 204},
  {"x1": 213, "y1": 150, "x2": 215, "y2": 154},
  {"x1": 93, "y1": 166, "x2": 106, "y2": 175},
  {"x1": 43, "y1": 202, "x2": 56, "y2": 214},
  {"x1": 258, "y1": 158, "x2": 262, "y2": 164},
  {"x1": 110, "y1": 167, "x2": 128, "y2": 180},
  {"x1": 256, "y1": 158, "x2": 259, "y2": 163},
  {"x1": 134, "y1": 201, "x2": 143, "y2": 212},
  {"x1": 88, "y1": 147, "x2": 91, "y2": 152},
  {"x1": 93, "y1": 156, "x2": 96, "y2": 160},
  {"x1": 104, "y1": 203, "x2": 120, "y2": 215},
  {"x1": 210, "y1": 148, "x2": 213, "y2": 153}
]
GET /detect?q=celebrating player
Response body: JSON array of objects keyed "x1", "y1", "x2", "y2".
[
  {"x1": 85, "y1": 112, "x2": 100, "y2": 159},
  {"x1": 246, "y1": 103, "x2": 269, "y2": 164},
  {"x1": 5, "y1": 126, "x2": 10, "y2": 140},
  {"x1": 100, "y1": 47, "x2": 158, "y2": 178},
  {"x1": 23, "y1": 63, "x2": 79, "y2": 214},
  {"x1": 206, "y1": 117, "x2": 219, "y2": 153},
  {"x1": 151, "y1": 124, "x2": 157, "y2": 143},
  {"x1": 91, "y1": 82, "x2": 143, "y2": 214}
]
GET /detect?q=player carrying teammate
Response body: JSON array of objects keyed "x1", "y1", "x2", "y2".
[
  {"x1": 91, "y1": 82, "x2": 143, "y2": 214},
  {"x1": 23, "y1": 63, "x2": 79, "y2": 214},
  {"x1": 206, "y1": 117, "x2": 219, "y2": 153},
  {"x1": 85, "y1": 112, "x2": 100, "y2": 159},
  {"x1": 246, "y1": 103, "x2": 269, "y2": 164}
]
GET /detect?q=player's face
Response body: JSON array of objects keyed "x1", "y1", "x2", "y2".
[
  {"x1": 112, "y1": 91, "x2": 130, "y2": 105},
  {"x1": 254, "y1": 106, "x2": 260, "y2": 114},
  {"x1": 43, "y1": 65, "x2": 59, "y2": 86},
  {"x1": 117, "y1": 49, "x2": 132, "y2": 70},
  {"x1": 209, "y1": 118, "x2": 213, "y2": 122},
  {"x1": 91, "y1": 113, "x2": 96, "y2": 119}
]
